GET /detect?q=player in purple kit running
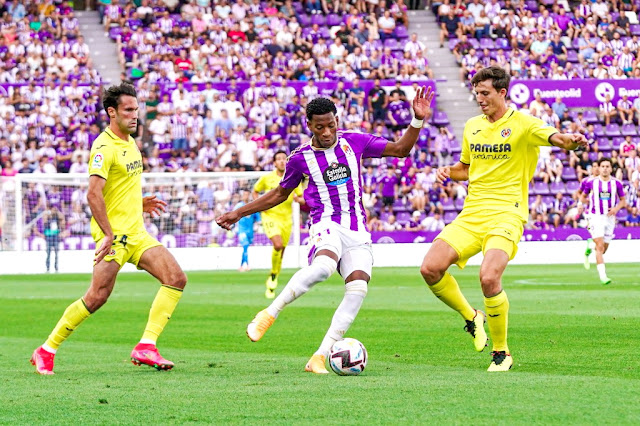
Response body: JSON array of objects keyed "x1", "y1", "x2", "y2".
[{"x1": 216, "y1": 88, "x2": 433, "y2": 374}]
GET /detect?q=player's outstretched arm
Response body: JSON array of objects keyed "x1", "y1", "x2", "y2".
[
  {"x1": 436, "y1": 162, "x2": 470, "y2": 183},
  {"x1": 382, "y1": 86, "x2": 434, "y2": 158},
  {"x1": 216, "y1": 185, "x2": 294, "y2": 230},
  {"x1": 549, "y1": 132, "x2": 589, "y2": 151},
  {"x1": 87, "y1": 175, "x2": 114, "y2": 264}
]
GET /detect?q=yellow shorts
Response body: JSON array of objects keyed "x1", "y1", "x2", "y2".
[
  {"x1": 262, "y1": 218, "x2": 292, "y2": 246},
  {"x1": 435, "y1": 210, "x2": 524, "y2": 269},
  {"x1": 96, "y1": 232, "x2": 162, "y2": 269}
]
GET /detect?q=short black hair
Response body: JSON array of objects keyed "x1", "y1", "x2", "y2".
[
  {"x1": 306, "y1": 97, "x2": 337, "y2": 121},
  {"x1": 598, "y1": 157, "x2": 612, "y2": 166},
  {"x1": 471, "y1": 66, "x2": 511, "y2": 93},
  {"x1": 273, "y1": 150, "x2": 288, "y2": 161},
  {"x1": 103, "y1": 82, "x2": 137, "y2": 113}
]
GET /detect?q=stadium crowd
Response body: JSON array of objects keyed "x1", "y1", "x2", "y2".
[{"x1": 1, "y1": 0, "x2": 640, "y2": 248}]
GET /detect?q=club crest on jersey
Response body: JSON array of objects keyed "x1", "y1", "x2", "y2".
[
  {"x1": 341, "y1": 143, "x2": 353, "y2": 157},
  {"x1": 92, "y1": 153, "x2": 104, "y2": 168},
  {"x1": 323, "y1": 162, "x2": 351, "y2": 186},
  {"x1": 501, "y1": 128, "x2": 512, "y2": 138},
  {"x1": 109, "y1": 249, "x2": 116, "y2": 256}
]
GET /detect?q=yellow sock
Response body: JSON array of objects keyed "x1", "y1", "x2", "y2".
[
  {"x1": 429, "y1": 272, "x2": 475, "y2": 321},
  {"x1": 45, "y1": 298, "x2": 91, "y2": 350},
  {"x1": 141, "y1": 285, "x2": 183, "y2": 343},
  {"x1": 271, "y1": 248, "x2": 284, "y2": 277},
  {"x1": 485, "y1": 291, "x2": 509, "y2": 352}
]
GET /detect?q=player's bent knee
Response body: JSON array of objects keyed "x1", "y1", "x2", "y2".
[
  {"x1": 312, "y1": 255, "x2": 338, "y2": 281},
  {"x1": 170, "y1": 270, "x2": 188, "y2": 289},
  {"x1": 345, "y1": 280, "x2": 368, "y2": 297},
  {"x1": 420, "y1": 263, "x2": 446, "y2": 285}
]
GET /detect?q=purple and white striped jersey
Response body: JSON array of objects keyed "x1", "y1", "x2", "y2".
[
  {"x1": 581, "y1": 177, "x2": 625, "y2": 216},
  {"x1": 280, "y1": 130, "x2": 389, "y2": 232}
]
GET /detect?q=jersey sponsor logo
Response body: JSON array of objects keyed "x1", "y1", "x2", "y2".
[
  {"x1": 323, "y1": 162, "x2": 351, "y2": 186},
  {"x1": 501, "y1": 128, "x2": 512, "y2": 138},
  {"x1": 126, "y1": 160, "x2": 143, "y2": 177},
  {"x1": 92, "y1": 153, "x2": 104, "y2": 169},
  {"x1": 599, "y1": 191, "x2": 611, "y2": 200},
  {"x1": 470, "y1": 143, "x2": 512, "y2": 153}
]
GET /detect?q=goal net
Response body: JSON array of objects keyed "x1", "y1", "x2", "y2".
[{"x1": 1, "y1": 172, "x2": 301, "y2": 255}]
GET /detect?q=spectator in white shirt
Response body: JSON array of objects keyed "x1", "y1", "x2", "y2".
[{"x1": 599, "y1": 94, "x2": 617, "y2": 125}]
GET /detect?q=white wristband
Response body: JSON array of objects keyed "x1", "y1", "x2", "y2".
[{"x1": 410, "y1": 117, "x2": 424, "y2": 129}]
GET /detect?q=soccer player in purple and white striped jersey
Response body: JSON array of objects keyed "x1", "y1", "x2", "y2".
[
  {"x1": 580, "y1": 158, "x2": 626, "y2": 284},
  {"x1": 217, "y1": 88, "x2": 434, "y2": 373}
]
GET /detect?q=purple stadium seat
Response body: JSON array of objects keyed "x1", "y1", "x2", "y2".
[
  {"x1": 448, "y1": 38, "x2": 459, "y2": 50},
  {"x1": 326, "y1": 14, "x2": 341, "y2": 27},
  {"x1": 495, "y1": 38, "x2": 509, "y2": 50},
  {"x1": 526, "y1": 0, "x2": 538, "y2": 10},
  {"x1": 563, "y1": 167, "x2": 577, "y2": 180},
  {"x1": 566, "y1": 180, "x2": 580, "y2": 192},
  {"x1": 556, "y1": 151, "x2": 567, "y2": 161},
  {"x1": 442, "y1": 198, "x2": 455, "y2": 211},
  {"x1": 612, "y1": 136, "x2": 624, "y2": 150},
  {"x1": 393, "y1": 198, "x2": 408, "y2": 212},
  {"x1": 621, "y1": 124, "x2": 638, "y2": 136},
  {"x1": 606, "y1": 124, "x2": 622, "y2": 137},
  {"x1": 597, "y1": 137, "x2": 611, "y2": 150},
  {"x1": 298, "y1": 14, "x2": 311, "y2": 27},
  {"x1": 395, "y1": 25, "x2": 409, "y2": 39},
  {"x1": 384, "y1": 38, "x2": 400, "y2": 50},
  {"x1": 632, "y1": 136, "x2": 640, "y2": 146},
  {"x1": 320, "y1": 27, "x2": 331, "y2": 39},
  {"x1": 468, "y1": 38, "x2": 480, "y2": 49},
  {"x1": 397, "y1": 212, "x2": 411, "y2": 223},
  {"x1": 593, "y1": 123, "x2": 605, "y2": 137},
  {"x1": 550, "y1": 182, "x2": 565, "y2": 194},
  {"x1": 583, "y1": 110, "x2": 599, "y2": 124},
  {"x1": 432, "y1": 111, "x2": 449, "y2": 125},
  {"x1": 293, "y1": 2, "x2": 304, "y2": 12},
  {"x1": 454, "y1": 198, "x2": 465, "y2": 211},
  {"x1": 616, "y1": 209, "x2": 627, "y2": 220},
  {"x1": 311, "y1": 14, "x2": 326, "y2": 26},
  {"x1": 631, "y1": 24, "x2": 640, "y2": 36},
  {"x1": 533, "y1": 182, "x2": 550, "y2": 195},
  {"x1": 566, "y1": 50, "x2": 579, "y2": 63},
  {"x1": 380, "y1": 211, "x2": 391, "y2": 222},
  {"x1": 444, "y1": 212, "x2": 458, "y2": 224},
  {"x1": 480, "y1": 38, "x2": 495, "y2": 50}
]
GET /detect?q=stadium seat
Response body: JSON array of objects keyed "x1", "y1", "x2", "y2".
[
  {"x1": 480, "y1": 38, "x2": 495, "y2": 50},
  {"x1": 384, "y1": 38, "x2": 400, "y2": 50},
  {"x1": 605, "y1": 124, "x2": 622, "y2": 137},
  {"x1": 556, "y1": 151, "x2": 567, "y2": 161},
  {"x1": 454, "y1": 198, "x2": 465, "y2": 211},
  {"x1": 495, "y1": 38, "x2": 509, "y2": 50},
  {"x1": 326, "y1": 14, "x2": 342, "y2": 27},
  {"x1": 542, "y1": 195, "x2": 555, "y2": 206},
  {"x1": 444, "y1": 212, "x2": 457, "y2": 224},
  {"x1": 395, "y1": 25, "x2": 409, "y2": 39},
  {"x1": 588, "y1": 151, "x2": 599, "y2": 162},
  {"x1": 298, "y1": 14, "x2": 311, "y2": 27},
  {"x1": 432, "y1": 111, "x2": 450, "y2": 125},
  {"x1": 563, "y1": 168, "x2": 577, "y2": 180},
  {"x1": 612, "y1": 137, "x2": 625, "y2": 150},
  {"x1": 617, "y1": 209, "x2": 627, "y2": 220},
  {"x1": 526, "y1": 0, "x2": 539, "y2": 10},
  {"x1": 593, "y1": 123, "x2": 605, "y2": 137},
  {"x1": 397, "y1": 211, "x2": 411, "y2": 223},
  {"x1": 393, "y1": 198, "x2": 408, "y2": 212},
  {"x1": 311, "y1": 14, "x2": 326, "y2": 26},
  {"x1": 448, "y1": 38, "x2": 459, "y2": 50},
  {"x1": 380, "y1": 211, "x2": 391, "y2": 222},
  {"x1": 631, "y1": 24, "x2": 640, "y2": 36},
  {"x1": 597, "y1": 137, "x2": 612, "y2": 150},
  {"x1": 583, "y1": 110, "x2": 599, "y2": 124},
  {"x1": 533, "y1": 182, "x2": 550, "y2": 195},
  {"x1": 632, "y1": 137, "x2": 640, "y2": 146},
  {"x1": 550, "y1": 181, "x2": 565, "y2": 194},
  {"x1": 442, "y1": 198, "x2": 456, "y2": 211},
  {"x1": 566, "y1": 50, "x2": 579, "y2": 63},
  {"x1": 566, "y1": 180, "x2": 581, "y2": 192},
  {"x1": 621, "y1": 124, "x2": 638, "y2": 136},
  {"x1": 468, "y1": 38, "x2": 480, "y2": 49}
]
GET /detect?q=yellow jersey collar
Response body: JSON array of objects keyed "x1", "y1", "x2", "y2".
[
  {"x1": 104, "y1": 127, "x2": 131, "y2": 143},
  {"x1": 483, "y1": 109, "x2": 515, "y2": 127}
]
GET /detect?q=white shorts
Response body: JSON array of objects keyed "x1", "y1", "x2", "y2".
[
  {"x1": 308, "y1": 221, "x2": 373, "y2": 279},
  {"x1": 588, "y1": 214, "x2": 616, "y2": 243}
]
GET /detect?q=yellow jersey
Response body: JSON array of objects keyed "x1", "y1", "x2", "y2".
[
  {"x1": 460, "y1": 109, "x2": 557, "y2": 222},
  {"x1": 88, "y1": 128, "x2": 145, "y2": 240},
  {"x1": 253, "y1": 170, "x2": 303, "y2": 222}
]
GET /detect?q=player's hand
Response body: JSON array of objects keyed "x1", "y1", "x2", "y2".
[
  {"x1": 94, "y1": 234, "x2": 113, "y2": 265},
  {"x1": 607, "y1": 208, "x2": 617, "y2": 217},
  {"x1": 412, "y1": 85, "x2": 435, "y2": 120},
  {"x1": 216, "y1": 211, "x2": 241, "y2": 230},
  {"x1": 569, "y1": 133, "x2": 589, "y2": 149},
  {"x1": 143, "y1": 195, "x2": 167, "y2": 217},
  {"x1": 436, "y1": 166, "x2": 451, "y2": 183}
]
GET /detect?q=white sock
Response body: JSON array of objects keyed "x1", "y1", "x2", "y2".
[
  {"x1": 42, "y1": 343, "x2": 57, "y2": 354},
  {"x1": 315, "y1": 280, "x2": 368, "y2": 357},
  {"x1": 596, "y1": 263, "x2": 607, "y2": 280},
  {"x1": 266, "y1": 256, "x2": 337, "y2": 318},
  {"x1": 139, "y1": 339, "x2": 156, "y2": 345}
]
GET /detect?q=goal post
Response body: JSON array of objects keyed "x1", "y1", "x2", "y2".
[{"x1": 1, "y1": 172, "x2": 304, "y2": 268}]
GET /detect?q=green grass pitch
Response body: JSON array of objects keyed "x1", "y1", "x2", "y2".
[{"x1": 1, "y1": 264, "x2": 639, "y2": 424}]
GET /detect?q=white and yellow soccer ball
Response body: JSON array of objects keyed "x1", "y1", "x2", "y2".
[{"x1": 329, "y1": 338, "x2": 367, "y2": 376}]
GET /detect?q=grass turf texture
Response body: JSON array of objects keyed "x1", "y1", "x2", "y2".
[{"x1": 1, "y1": 265, "x2": 639, "y2": 424}]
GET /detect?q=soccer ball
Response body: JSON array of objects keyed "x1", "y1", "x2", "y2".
[{"x1": 329, "y1": 338, "x2": 367, "y2": 376}]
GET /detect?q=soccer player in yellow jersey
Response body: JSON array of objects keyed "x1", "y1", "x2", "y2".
[
  {"x1": 31, "y1": 83, "x2": 188, "y2": 375},
  {"x1": 253, "y1": 150, "x2": 304, "y2": 299},
  {"x1": 420, "y1": 67, "x2": 588, "y2": 372}
]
